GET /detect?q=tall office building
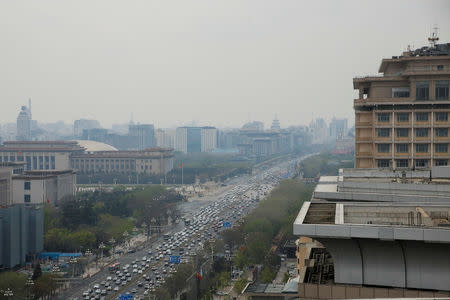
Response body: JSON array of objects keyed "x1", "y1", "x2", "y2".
[
  {"x1": 129, "y1": 124, "x2": 156, "y2": 150},
  {"x1": 200, "y1": 127, "x2": 217, "y2": 152},
  {"x1": 175, "y1": 126, "x2": 217, "y2": 153},
  {"x1": 16, "y1": 105, "x2": 32, "y2": 141},
  {"x1": 74, "y1": 119, "x2": 101, "y2": 138},
  {"x1": 354, "y1": 41, "x2": 450, "y2": 168},
  {"x1": 329, "y1": 117, "x2": 348, "y2": 139}
]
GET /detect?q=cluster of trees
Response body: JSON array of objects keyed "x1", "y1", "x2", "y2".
[
  {"x1": 299, "y1": 152, "x2": 354, "y2": 178},
  {"x1": 44, "y1": 186, "x2": 184, "y2": 253},
  {"x1": 0, "y1": 268, "x2": 59, "y2": 300}
]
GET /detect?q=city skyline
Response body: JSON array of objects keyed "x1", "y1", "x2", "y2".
[{"x1": 1, "y1": 1, "x2": 449, "y2": 128}]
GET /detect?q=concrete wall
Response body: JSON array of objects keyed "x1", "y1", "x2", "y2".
[{"x1": 318, "y1": 238, "x2": 450, "y2": 291}]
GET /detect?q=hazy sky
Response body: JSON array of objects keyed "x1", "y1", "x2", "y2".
[{"x1": 1, "y1": 0, "x2": 449, "y2": 129}]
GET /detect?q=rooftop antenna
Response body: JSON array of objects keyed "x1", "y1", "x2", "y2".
[
  {"x1": 428, "y1": 25, "x2": 439, "y2": 48},
  {"x1": 28, "y1": 98, "x2": 32, "y2": 119}
]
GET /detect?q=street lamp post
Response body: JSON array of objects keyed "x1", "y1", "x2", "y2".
[
  {"x1": 109, "y1": 238, "x2": 116, "y2": 257},
  {"x1": 3, "y1": 288, "x2": 13, "y2": 298},
  {"x1": 69, "y1": 257, "x2": 78, "y2": 278},
  {"x1": 26, "y1": 275, "x2": 34, "y2": 300},
  {"x1": 99, "y1": 242, "x2": 106, "y2": 262}
]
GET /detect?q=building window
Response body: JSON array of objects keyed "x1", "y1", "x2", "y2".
[
  {"x1": 45, "y1": 156, "x2": 49, "y2": 170},
  {"x1": 436, "y1": 128, "x2": 448, "y2": 137},
  {"x1": 3, "y1": 156, "x2": 8, "y2": 162},
  {"x1": 396, "y1": 159, "x2": 409, "y2": 168},
  {"x1": 396, "y1": 144, "x2": 409, "y2": 153},
  {"x1": 377, "y1": 144, "x2": 390, "y2": 153},
  {"x1": 33, "y1": 156, "x2": 37, "y2": 169},
  {"x1": 10, "y1": 156, "x2": 15, "y2": 162},
  {"x1": 377, "y1": 159, "x2": 390, "y2": 168},
  {"x1": 396, "y1": 113, "x2": 409, "y2": 122},
  {"x1": 415, "y1": 128, "x2": 428, "y2": 137},
  {"x1": 415, "y1": 159, "x2": 428, "y2": 168},
  {"x1": 416, "y1": 81, "x2": 429, "y2": 100},
  {"x1": 377, "y1": 128, "x2": 390, "y2": 137},
  {"x1": 436, "y1": 80, "x2": 449, "y2": 100},
  {"x1": 436, "y1": 143, "x2": 448, "y2": 153},
  {"x1": 24, "y1": 195, "x2": 31, "y2": 203},
  {"x1": 416, "y1": 112, "x2": 428, "y2": 122},
  {"x1": 436, "y1": 112, "x2": 448, "y2": 122},
  {"x1": 392, "y1": 87, "x2": 410, "y2": 98},
  {"x1": 436, "y1": 159, "x2": 448, "y2": 166},
  {"x1": 416, "y1": 144, "x2": 428, "y2": 153},
  {"x1": 437, "y1": 65, "x2": 444, "y2": 71},
  {"x1": 17, "y1": 156, "x2": 24, "y2": 162},
  {"x1": 26, "y1": 156, "x2": 31, "y2": 170},
  {"x1": 377, "y1": 113, "x2": 390, "y2": 122},
  {"x1": 51, "y1": 156, "x2": 55, "y2": 169},
  {"x1": 396, "y1": 128, "x2": 409, "y2": 137},
  {"x1": 24, "y1": 181, "x2": 31, "y2": 190},
  {"x1": 39, "y1": 156, "x2": 43, "y2": 169}
]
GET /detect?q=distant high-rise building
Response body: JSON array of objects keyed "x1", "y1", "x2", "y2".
[
  {"x1": 129, "y1": 124, "x2": 155, "y2": 150},
  {"x1": 309, "y1": 118, "x2": 328, "y2": 144},
  {"x1": 16, "y1": 105, "x2": 32, "y2": 141},
  {"x1": 175, "y1": 126, "x2": 217, "y2": 153},
  {"x1": 201, "y1": 127, "x2": 218, "y2": 152},
  {"x1": 155, "y1": 129, "x2": 174, "y2": 148},
  {"x1": 74, "y1": 119, "x2": 101, "y2": 138},
  {"x1": 329, "y1": 117, "x2": 348, "y2": 139}
]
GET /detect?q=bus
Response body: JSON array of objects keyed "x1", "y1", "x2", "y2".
[{"x1": 108, "y1": 262, "x2": 121, "y2": 273}]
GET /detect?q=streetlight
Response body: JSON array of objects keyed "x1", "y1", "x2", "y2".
[
  {"x1": 69, "y1": 257, "x2": 78, "y2": 278},
  {"x1": 3, "y1": 288, "x2": 13, "y2": 298},
  {"x1": 99, "y1": 242, "x2": 106, "y2": 262},
  {"x1": 123, "y1": 231, "x2": 130, "y2": 247},
  {"x1": 109, "y1": 238, "x2": 116, "y2": 257},
  {"x1": 26, "y1": 275, "x2": 34, "y2": 300}
]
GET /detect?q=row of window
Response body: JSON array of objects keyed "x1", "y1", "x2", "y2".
[
  {"x1": 377, "y1": 143, "x2": 448, "y2": 153},
  {"x1": 391, "y1": 81, "x2": 449, "y2": 100},
  {"x1": 377, "y1": 159, "x2": 448, "y2": 168},
  {"x1": 0, "y1": 155, "x2": 56, "y2": 170},
  {"x1": 377, "y1": 128, "x2": 449, "y2": 138},
  {"x1": 378, "y1": 112, "x2": 449, "y2": 123}
]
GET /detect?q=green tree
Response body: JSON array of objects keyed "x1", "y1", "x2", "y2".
[{"x1": 32, "y1": 263, "x2": 42, "y2": 280}]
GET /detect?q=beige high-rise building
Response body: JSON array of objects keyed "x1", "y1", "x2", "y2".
[{"x1": 354, "y1": 41, "x2": 450, "y2": 168}]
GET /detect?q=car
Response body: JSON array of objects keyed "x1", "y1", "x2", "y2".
[
  {"x1": 132, "y1": 268, "x2": 138, "y2": 273},
  {"x1": 137, "y1": 282, "x2": 143, "y2": 287},
  {"x1": 93, "y1": 284, "x2": 100, "y2": 289},
  {"x1": 131, "y1": 289, "x2": 137, "y2": 294},
  {"x1": 106, "y1": 276, "x2": 112, "y2": 281},
  {"x1": 95, "y1": 289, "x2": 101, "y2": 294}
]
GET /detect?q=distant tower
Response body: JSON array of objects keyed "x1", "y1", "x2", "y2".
[
  {"x1": 271, "y1": 116, "x2": 281, "y2": 131},
  {"x1": 16, "y1": 105, "x2": 32, "y2": 141}
]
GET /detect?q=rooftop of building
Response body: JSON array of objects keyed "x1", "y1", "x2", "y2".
[
  {"x1": 71, "y1": 147, "x2": 174, "y2": 158},
  {"x1": 294, "y1": 167, "x2": 450, "y2": 243},
  {"x1": 74, "y1": 140, "x2": 118, "y2": 152},
  {"x1": 13, "y1": 170, "x2": 76, "y2": 180}
]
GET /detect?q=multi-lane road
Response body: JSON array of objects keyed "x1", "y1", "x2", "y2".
[{"x1": 61, "y1": 156, "x2": 301, "y2": 300}]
